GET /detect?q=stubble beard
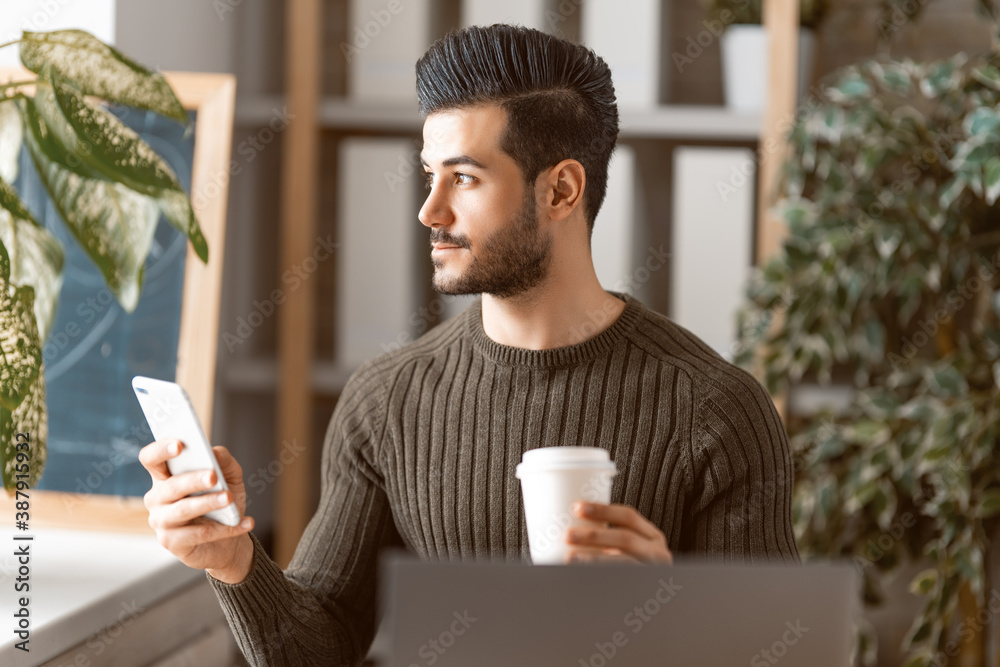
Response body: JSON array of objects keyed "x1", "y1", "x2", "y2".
[{"x1": 431, "y1": 191, "x2": 552, "y2": 299}]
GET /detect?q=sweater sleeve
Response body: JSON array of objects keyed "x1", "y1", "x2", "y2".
[
  {"x1": 208, "y1": 364, "x2": 403, "y2": 666},
  {"x1": 686, "y1": 368, "x2": 800, "y2": 563}
]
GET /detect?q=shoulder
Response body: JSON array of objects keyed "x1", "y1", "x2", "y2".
[
  {"x1": 623, "y1": 304, "x2": 788, "y2": 485},
  {"x1": 341, "y1": 301, "x2": 474, "y2": 401},
  {"x1": 623, "y1": 298, "x2": 776, "y2": 422}
]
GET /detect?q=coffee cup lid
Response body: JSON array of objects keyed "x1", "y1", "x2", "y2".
[{"x1": 515, "y1": 446, "x2": 617, "y2": 476}]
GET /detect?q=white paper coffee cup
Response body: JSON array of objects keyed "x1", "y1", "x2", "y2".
[{"x1": 515, "y1": 447, "x2": 617, "y2": 565}]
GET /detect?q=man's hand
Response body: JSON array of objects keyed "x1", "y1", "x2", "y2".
[
  {"x1": 139, "y1": 440, "x2": 255, "y2": 584},
  {"x1": 565, "y1": 502, "x2": 673, "y2": 564}
]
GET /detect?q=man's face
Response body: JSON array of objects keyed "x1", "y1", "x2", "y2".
[{"x1": 418, "y1": 105, "x2": 551, "y2": 298}]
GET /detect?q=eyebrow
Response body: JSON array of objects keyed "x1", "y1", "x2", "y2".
[{"x1": 420, "y1": 155, "x2": 489, "y2": 170}]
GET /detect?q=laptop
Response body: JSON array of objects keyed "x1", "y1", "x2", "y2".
[{"x1": 379, "y1": 555, "x2": 858, "y2": 667}]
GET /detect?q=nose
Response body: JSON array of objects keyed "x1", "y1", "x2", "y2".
[{"x1": 418, "y1": 181, "x2": 453, "y2": 229}]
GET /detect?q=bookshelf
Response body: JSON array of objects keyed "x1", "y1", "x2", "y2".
[{"x1": 236, "y1": 96, "x2": 764, "y2": 139}]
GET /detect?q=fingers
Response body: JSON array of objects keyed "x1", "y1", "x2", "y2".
[
  {"x1": 569, "y1": 503, "x2": 673, "y2": 564},
  {"x1": 159, "y1": 516, "x2": 255, "y2": 554},
  {"x1": 213, "y1": 446, "x2": 243, "y2": 483},
  {"x1": 144, "y1": 467, "x2": 217, "y2": 511},
  {"x1": 148, "y1": 488, "x2": 232, "y2": 529},
  {"x1": 574, "y1": 502, "x2": 662, "y2": 541},
  {"x1": 567, "y1": 525, "x2": 672, "y2": 564},
  {"x1": 212, "y1": 446, "x2": 249, "y2": 509},
  {"x1": 138, "y1": 439, "x2": 183, "y2": 481},
  {"x1": 567, "y1": 524, "x2": 648, "y2": 555}
]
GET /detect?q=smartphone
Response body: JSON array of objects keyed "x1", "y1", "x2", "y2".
[{"x1": 131, "y1": 376, "x2": 241, "y2": 527}]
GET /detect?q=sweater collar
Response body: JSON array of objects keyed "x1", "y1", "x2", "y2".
[{"x1": 465, "y1": 291, "x2": 643, "y2": 368}]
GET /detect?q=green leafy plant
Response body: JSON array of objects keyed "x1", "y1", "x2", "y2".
[
  {"x1": 700, "y1": 0, "x2": 829, "y2": 30},
  {"x1": 0, "y1": 30, "x2": 207, "y2": 491},
  {"x1": 734, "y1": 46, "x2": 1000, "y2": 665}
]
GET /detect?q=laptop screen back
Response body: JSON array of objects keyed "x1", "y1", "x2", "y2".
[{"x1": 381, "y1": 557, "x2": 857, "y2": 667}]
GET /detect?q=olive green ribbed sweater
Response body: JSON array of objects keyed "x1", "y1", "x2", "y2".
[{"x1": 209, "y1": 293, "x2": 799, "y2": 665}]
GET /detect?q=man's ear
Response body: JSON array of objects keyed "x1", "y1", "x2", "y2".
[{"x1": 539, "y1": 159, "x2": 586, "y2": 222}]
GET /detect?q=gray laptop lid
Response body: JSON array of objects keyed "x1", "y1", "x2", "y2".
[{"x1": 380, "y1": 556, "x2": 857, "y2": 667}]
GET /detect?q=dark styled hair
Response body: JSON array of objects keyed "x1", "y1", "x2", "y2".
[{"x1": 415, "y1": 24, "x2": 619, "y2": 232}]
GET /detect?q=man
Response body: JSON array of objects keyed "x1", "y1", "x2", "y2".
[{"x1": 140, "y1": 24, "x2": 798, "y2": 666}]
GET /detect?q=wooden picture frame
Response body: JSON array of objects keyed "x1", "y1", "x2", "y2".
[{"x1": 0, "y1": 69, "x2": 236, "y2": 532}]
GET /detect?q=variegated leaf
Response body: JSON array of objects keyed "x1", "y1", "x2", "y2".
[
  {"x1": 0, "y1": 178, "x2": 63, "y2": 342},
  {"x1": 21, "y1": 96, "x2": 158, "y2": 312},
  {"x1": 36, "y1": 71, "x2": 182, "y2": 195},
  {"x1": 0, "y1": 241, "x2": 41, "y2": 412},
  {"x1": 0, "y1": 99, "x2": 22, "y2": 183},
  {"x1": 20, "y1": 29, "x2": 187, "y2": 124},
  {"x1": 33, "y1": 73, "x2": 208, "y2": 263},
  {"x1": 1, "y1": 368, "x2": 46, "y2": 490}
]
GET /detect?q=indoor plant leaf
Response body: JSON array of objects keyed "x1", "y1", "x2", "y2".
[
  {"x1": 966, "y1": 106, "x2": 1000, "y2": 136},
  {"x1": 983, "y1": 156, "x2": 1000, "y2": 204},
  {"x1": 971, "y1": 63, "x2": 1000, "y2": 91},
  {"x1": 978, "y1": 489, "x2": 1000, "y2": 518},
  {"x1": 0, "y1": 241, "x2": 41, "y2": 412},
  {"x1": 910, "y1": 569, "x2": 939, "y2": 596},
  {"x1": 36, "y1": 70, "x2": 182, "y2": 195},
  {"x1": 0, "y1": 99, "x2": 23, "y2": 183},
  {"x1": 20, "y1": 97, "x2": 159, "y2": 312},
  {"x1": 0, "y1": 178, "x2": 64, "y2": 342},
  {"x1": 19, "y1": 29, "x2": 187, "y2": 125},
  {"x1": 939, "y1": 175, "x2": 965, "y2": 210},
  {"x1": 23, "y1": 83, "x2": 107, "y2": 181},
  {"x1": 0, "y1": 368, "x2": 46, "y2": 491},
  {"x1": 34, "y1": 72, "x2": 208, "y2": 262},
  {"x1": 0, "y1": 176, "x2": 37, "y2": 230},
  {"x1": 0, "y1": 29, "x2": 201, "y2": 494},
  {"x1": 157, "y1": 189, "x2": 209, "y2": 263}
]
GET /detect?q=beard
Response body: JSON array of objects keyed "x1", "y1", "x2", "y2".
[{"x1": 430, "y1": 191, "x2": 552, "y2": 299}]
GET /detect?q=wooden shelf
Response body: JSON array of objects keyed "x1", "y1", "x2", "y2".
[
  {"x1": 225, "y1": 357, "x2": 354, "y2": 395},
  {"x1": 235, "y1": 95, "x2": 761, "y2": 140},
  {"x1": 619, "y1": 106, "x2": 761, "y2": 140}
]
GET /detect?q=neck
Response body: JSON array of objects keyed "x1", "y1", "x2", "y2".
[{"x1": 480, "y1": 240, "x2": 626, "y2": 350}]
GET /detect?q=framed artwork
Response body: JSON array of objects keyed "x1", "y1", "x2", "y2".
[{"x1": 0, "y1": 69, "x2": 235, "y2": 532}]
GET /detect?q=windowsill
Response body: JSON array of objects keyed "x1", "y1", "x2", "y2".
[{"x1": 0, "y1": 526, "x2": 202, "y2": 666}]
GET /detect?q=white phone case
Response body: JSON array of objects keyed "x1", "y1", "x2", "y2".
[{"x1": 132, "y1": 376, "x2": 241, "y2": 527}]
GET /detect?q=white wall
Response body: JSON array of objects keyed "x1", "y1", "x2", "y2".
[
  {"x1": 115, "y1": 0, "x2": 235, "y2": 74},
  {"x1": 591, "y1": 145, "x2": 637, "y2": 295},
  {"x1": 0, "y1": 0, "x2": 235, "y2": 74},
  {"x1": 671, "y1": 147, "x2": 755, "y2": 360},
  {"x1": 461, "y1": 0, "x2": 549, "y2": 30},
  {"x1": 581, "y1": 0, "x2": 662, "y2": 108},
  {"x1": 0, "y1": 0, "x2": 236, "y2": 72}
]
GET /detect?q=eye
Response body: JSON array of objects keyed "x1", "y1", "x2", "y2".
[
  {"x1": 455, "y1": 173, "x2": 476, "y2": 185},
  {"x1": 423, "y1": 172, "x2": 435, "y2": 190}
]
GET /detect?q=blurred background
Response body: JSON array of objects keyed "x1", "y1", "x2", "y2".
[
  {"x1": 4, "y1": 0, "x2": 1000, "y2": 665},
  {"x1": 89, "y1": 0, "x2": 987, "y2": 559}
]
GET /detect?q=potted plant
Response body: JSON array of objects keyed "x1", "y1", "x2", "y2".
[
  {"x1": 733, "y1": 40, "x2": 1000, "y2": 664},
  {"x1": 0, "y1": 30, "x2": 206, "y2": 491},
  {"x1": 701, "y1": 0, "x2": 827, "y2": 111}
]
